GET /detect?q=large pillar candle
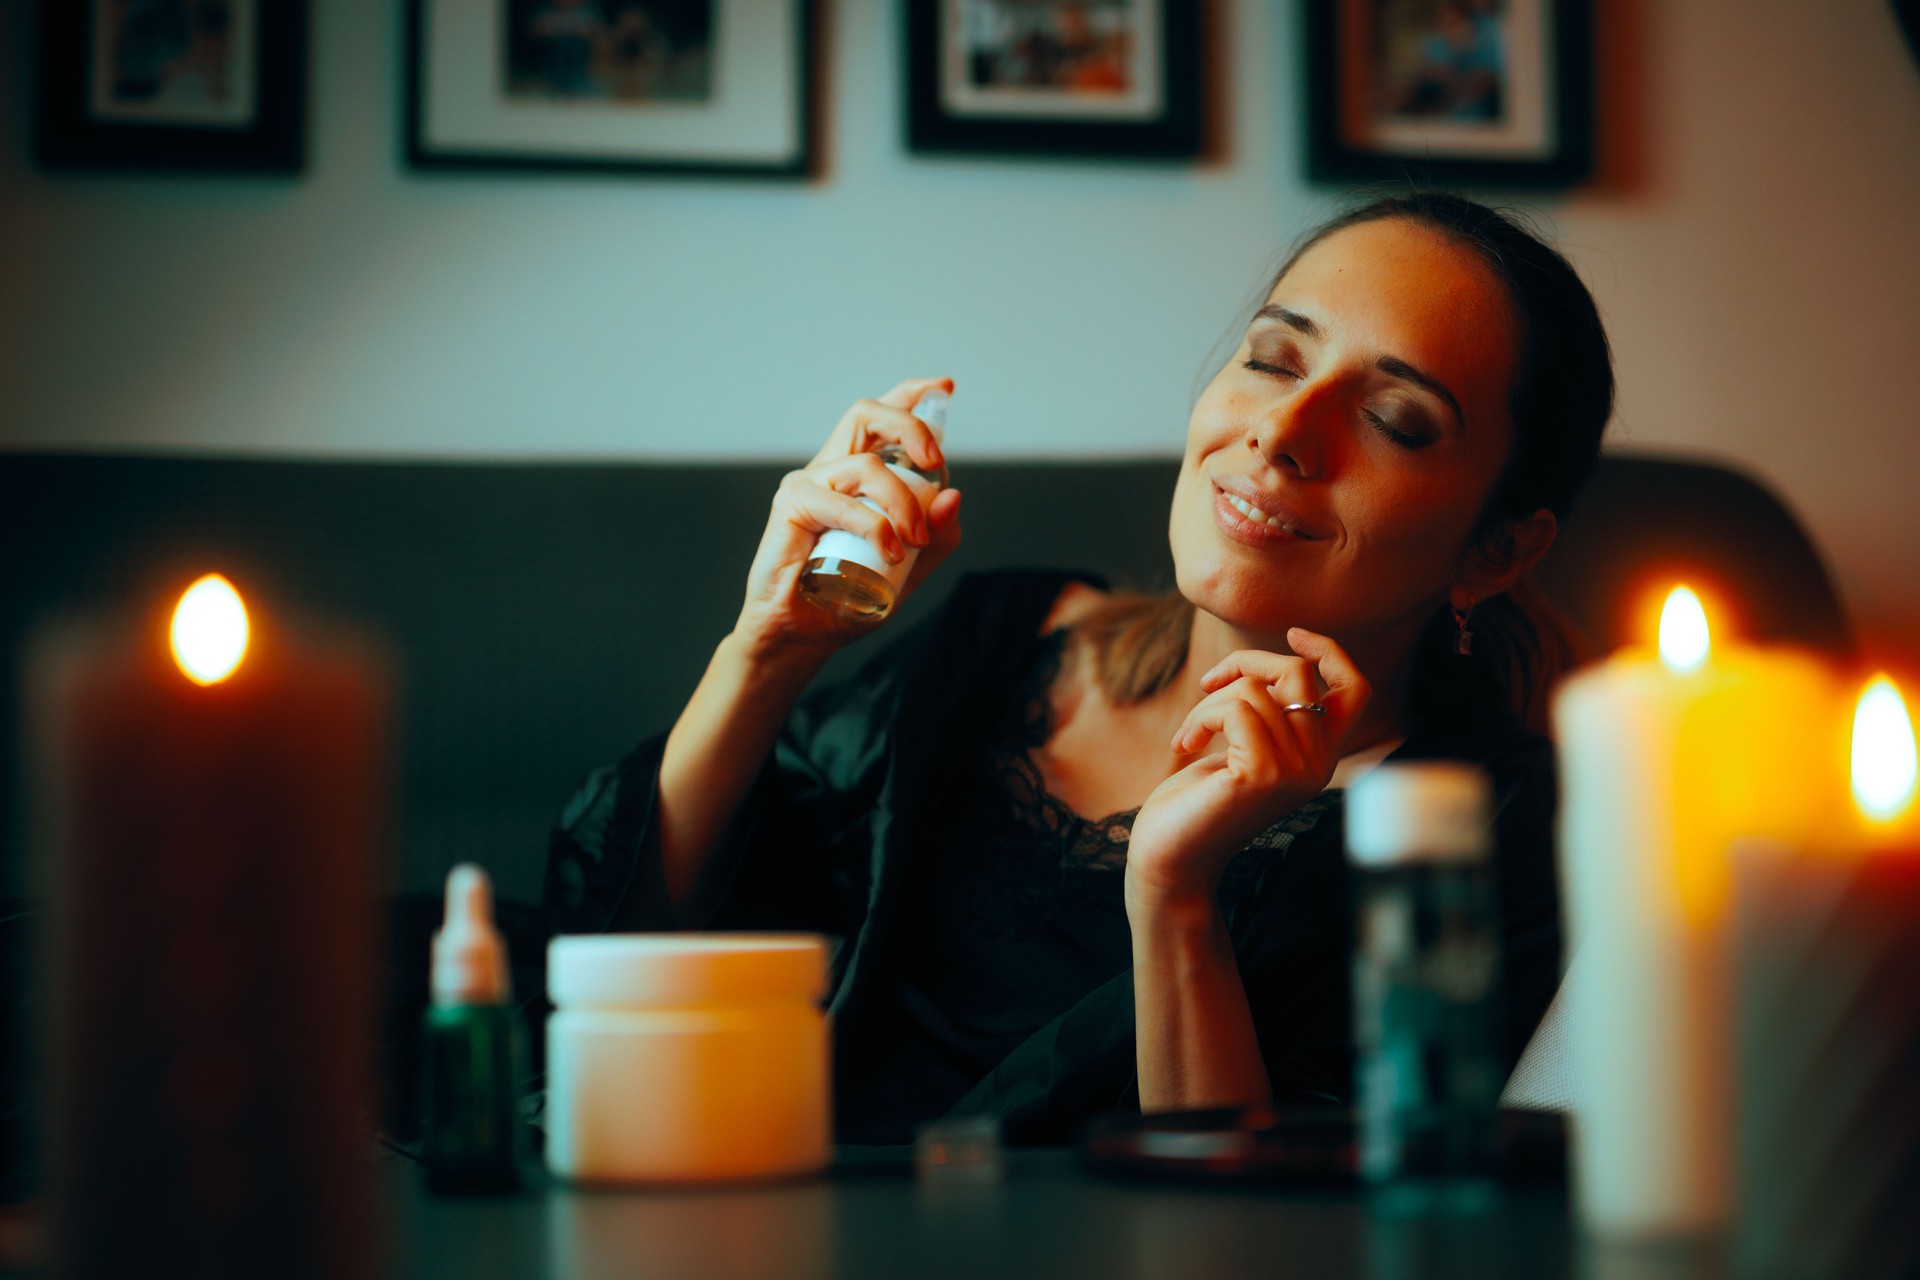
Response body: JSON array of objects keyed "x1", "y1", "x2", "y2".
[
  {"x1": 26, "y1": 573, "x2": 388, "y2": 1280},
  {"x1": 1553, "y1": 586, "x2": 1837, "y2": 1241},
  {"x1": 1734, "y1": 675, "x2": 1920, "y2": 1280}
]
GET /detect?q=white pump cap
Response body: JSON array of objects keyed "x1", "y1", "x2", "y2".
[
  {"x1": 432, "y1": 863, "x2": 511, "y2": 1006},
  {"x1": 912, "y1": 387, "x2": 950, "y2": 441},
  {"x1": 1345, "y1": 762, "x2": 1493, "y2": 866}
]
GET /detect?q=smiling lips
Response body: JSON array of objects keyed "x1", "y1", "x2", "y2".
[{"x1": 1212, "y1": 481, "x2": 1325, "y2": 545}]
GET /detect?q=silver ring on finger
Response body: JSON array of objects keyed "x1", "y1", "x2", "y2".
[{"x1": 1280, "y1": 702, "x2": 1326, "y2": 715}]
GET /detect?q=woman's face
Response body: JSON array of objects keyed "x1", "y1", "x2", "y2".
[{"x1": 1170, "y1": 217, "x2": 1520, "y2": 649}]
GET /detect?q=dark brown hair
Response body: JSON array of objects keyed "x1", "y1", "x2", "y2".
[{"x1": 1080, "y1": 190, "x2": 1616, "y2": 732}]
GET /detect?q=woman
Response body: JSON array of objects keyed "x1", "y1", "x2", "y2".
[{"x1": 545, "y1": 191, "x2": 1614, "y2": 1145}]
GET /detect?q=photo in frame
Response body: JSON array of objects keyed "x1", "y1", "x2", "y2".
[
  {"x1": 407, "y1": 0, "x2": 816, "y2": 178},
  {"x1": 34, "y1": 0, "x2": 308, "y2": 173},
  {"x1": 1302, "y1": 0, "x2": 1593, "y2": 188},
  {"x1": 905, "y1": 0, "x2": 1201, "y2": 159}
]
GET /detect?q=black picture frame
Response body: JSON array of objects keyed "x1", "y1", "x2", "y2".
[
  {"x1": 905, "y1": 0, "x2": 1201, "y2": 159},
  {"x1": 1303, "y1": 0, "x2": 1593, "y2": 189},
  {"x1": 34, "y1": 0, "x2": 308, "y2": 174},
  {"x1": 406, "y1": 0, "x2": 817, "y2": 180}
]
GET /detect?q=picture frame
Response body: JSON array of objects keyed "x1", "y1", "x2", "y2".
[
  {"x1": 1302, "y1": 0, "x2": 1593, "y2": 188},
  {"x1": 34, "y1": 0, "x2": 308, "y2": 174},
  {"x1": 904, "y1": 0, "x2": 1201, "y2": 159},
  {"x1": 407, "y1": 0, "x2": 817, "y2": 179}
]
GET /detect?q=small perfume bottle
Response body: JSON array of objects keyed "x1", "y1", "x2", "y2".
[
  {"x1": 799, "y1": 388, "x2": 950, "y2": 620},
  {"x1": 420, "y1": 864, "x2": 526, "y2": 1193},
  {"x1": 1347, "y1": 763, "x2": 1504, "y2": 1210}
]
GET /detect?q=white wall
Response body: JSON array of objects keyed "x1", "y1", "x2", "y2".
[{"x1": 4, "y1": 0, "x2": 1919, "y2": 650}]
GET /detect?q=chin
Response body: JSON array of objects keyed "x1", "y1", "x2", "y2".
[{"x1": 1171, "y1": 548, "x2": 1304, "y2": 640}]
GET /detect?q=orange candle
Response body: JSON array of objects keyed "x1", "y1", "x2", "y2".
[
  {"x1": 1734, "y1": 676, "x2": 1920, "y2": 1280},
  {"x1": 26, "y1": 573, "x2": 388, "y2": 1278}
]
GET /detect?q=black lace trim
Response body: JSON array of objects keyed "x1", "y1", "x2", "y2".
[{"x1": 965, "y1": 626, "x2": 1334, "y2": 924}]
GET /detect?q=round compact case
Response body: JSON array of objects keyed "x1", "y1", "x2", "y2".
[{"x1": 545, "y1": 933, "x2": 831, "y2": 1184}]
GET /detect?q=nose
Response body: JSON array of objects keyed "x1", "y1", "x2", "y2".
[{"x1": 1246, "y1": 380, "x2": 1331, "y2": 479}]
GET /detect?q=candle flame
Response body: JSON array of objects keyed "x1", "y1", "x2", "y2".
[
  {"x1": 1658, "y1": 586, "x2": 1710, "y2": 672},
  {"x1": 170, "y1": 574, "x2": 249, "y2": 685},
  {"x1": 1852, "y1": 676, "x2": 1917, "y2": 823}
]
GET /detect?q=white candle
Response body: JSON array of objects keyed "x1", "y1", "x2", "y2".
[{"x1": 1554, "y1": 586, "x2": 1836, "y2": 1241}]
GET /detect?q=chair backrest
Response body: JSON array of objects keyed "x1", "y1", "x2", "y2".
[{"x1": 0, "y1": 451, "x2": 1849, "y2": 903}]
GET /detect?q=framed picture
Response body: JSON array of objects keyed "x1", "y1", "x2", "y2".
[
  {"x1": 407, "y1": 0, "x2": 817, "y2": 178},
  {"x1": 1303, "y1": 0, "x2": 1593, "y2": 188},
  {"x1": 905, "y1": 0, "x2": 1201, "y2": 159},
  {"x1": 34, "y1": 0, "x2": 308, "y2": 173}
]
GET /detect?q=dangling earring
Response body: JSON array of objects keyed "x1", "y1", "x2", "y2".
[{"x1": 1452, "y1": 600, "x2": 1475, "y2": 656}]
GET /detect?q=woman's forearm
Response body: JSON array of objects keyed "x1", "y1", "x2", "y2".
[
  {"x1": 656, "y1": 632, "x2": 825, "y2": 922},
  {"x1": 1128, "y1": 888, "x2": 1274, "y2": 1112}
]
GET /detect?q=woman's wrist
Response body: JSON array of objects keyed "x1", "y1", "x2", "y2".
[
  {"x1": 719, "y1": 626, "x2": 833, "y2": 694},
  {"x1": 1123, "y1": 871, "x2": 1222, "y2": 938}
]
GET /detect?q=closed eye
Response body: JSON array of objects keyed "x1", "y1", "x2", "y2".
[
  {"x1": 1365, "y1": 409, "x2": 1433, "y2": 449},
  {"x1": 1242, "y1": 357, "x2": 1302, "y2": 380}
]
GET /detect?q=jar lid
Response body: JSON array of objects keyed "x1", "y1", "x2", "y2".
[
  {"x1": 1345, "y1": 762, "x2": 1492, "y2": 866},
  {"x1": 547, "y1": 933, "x2": 829, "y2": 1009}
]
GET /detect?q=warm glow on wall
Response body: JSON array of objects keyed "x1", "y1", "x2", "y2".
[
  {"x1": 170, "y1": 574, "x2": 249, "y2": 685},
  {"x1": 1852, "y1": 676, "x2": 1917, "y2": 824},
  {"x1": 1658, "y1": 586, "x2": 1711, "y2": 672}
]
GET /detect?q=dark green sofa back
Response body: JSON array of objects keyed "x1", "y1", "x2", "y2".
[{"x1": 0, "y1": 452, "x2": 1849, "y2": 904}]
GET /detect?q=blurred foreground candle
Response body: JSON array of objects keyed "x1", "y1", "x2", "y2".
[
  {"x1": 25, "y1": 573, "x2": 387, "y2": 1280},
  {"x1": 1553, "y1": 586, "x2": 1836, "y2": 1242},
  {"x1": 1735, "y1": 676, "x2": 1920, "y2": 1280}
]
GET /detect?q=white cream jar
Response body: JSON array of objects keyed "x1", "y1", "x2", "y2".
[{"x1": 544, "y1": 934, "x2": 831, "y2": 1184}]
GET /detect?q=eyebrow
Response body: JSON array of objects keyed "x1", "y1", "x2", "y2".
[
  {"x1": 1253, "y1": 304, "x2": 1465, "y2": 428},
  {"x1": 1255, "y1": 304, "x2": 1320, "y2": 338}
]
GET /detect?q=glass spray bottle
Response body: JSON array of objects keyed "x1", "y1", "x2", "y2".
[
  {"x1": 420, "y1": 863, "x2": 526, "y2": 1193},
  {"x1": 798, "y1": 388, "x2": 950, "y2": 620}
]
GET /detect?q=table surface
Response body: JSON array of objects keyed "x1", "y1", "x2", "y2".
[{"x1": 391, "y1": 1149, "x2": 1589, "y2": 1280}]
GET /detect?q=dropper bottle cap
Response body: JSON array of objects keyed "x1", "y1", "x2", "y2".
[{"x1": 431, "y1": 863, "x2": 511, "y2": 1007}]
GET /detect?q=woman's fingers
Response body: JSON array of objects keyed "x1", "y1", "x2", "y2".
[
  {"x1": 1182, "y1": 656, "x2": 1320, "y2": 744},
  {"x1": 1171, "y1": 677, "x2": 1306, "y2": 775},
  {"x1": 810, "y1": 388, "x2": 950, "y2": 473},
  {"x1": 877, "y1": 377, "x2": 955, "y2": 411},
  {"x1": 810, "y1": 451, "x2": 929, "y2": 546},
  {"x1": 1197, "y1": 648, "x2": 1320, "y2": 695},
  {"x1": 901, "y1": 488, "x2": 963, "y2": 598},
  {"x1": 1219, "y1": 700, "x2": 1289, "y2": 790},
  {"x1": 1198, "y1": 637, "x2": 1370, "y2": 752},
  {"x1": 773, "y1": 470, "x2": 907, "y2": 563},
  {"x1": 1283, "y1": 628, "x2": 1372, "y2": 746}
]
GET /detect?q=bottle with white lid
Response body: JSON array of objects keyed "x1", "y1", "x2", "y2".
[
  {"x1": 798, "y1": 388, "x2": 950, "y2": 620},
  {"x1": 421, "y1": 863, "x2": 526, "y2": 1192},
  {"x1": 1347, "y1": 762, "x2": 1504, "y2": 1203}
]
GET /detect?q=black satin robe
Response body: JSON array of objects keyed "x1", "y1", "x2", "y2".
[{"x1": 542, "y1": 569, "x2": 1563, "y2": 1145}]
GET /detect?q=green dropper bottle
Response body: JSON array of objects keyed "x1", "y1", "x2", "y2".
[{"x1": 421, "y1": 863, "x2": 526, "y2": 1193}]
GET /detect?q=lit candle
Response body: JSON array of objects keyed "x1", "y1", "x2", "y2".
[
  {"x1": 1553, "y1": 585, "x2": 1838, "y2": 1242},
  {"x1": 26, "y1": 573, "x2": 388, "y2": 1276},
  {"x1": 1734, "y1": 676, "x2": 1920, "y2": 1279}
]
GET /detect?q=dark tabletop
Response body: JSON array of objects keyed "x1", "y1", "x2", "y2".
[{"x1": 390, "y1": 1148, "x2": 1590, "y2": 1280}]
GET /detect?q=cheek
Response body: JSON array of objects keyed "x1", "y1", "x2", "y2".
[
  {"x1": 1184, "y1": 371, "x2": 1255, "y2": 456},
  {"x1": 1342, "y1": 476, "x2": 1485, "y2": 580}
]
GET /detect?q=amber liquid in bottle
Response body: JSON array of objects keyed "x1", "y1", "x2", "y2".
[{"x1": 800, "y1": 392, "x2": 949, "y2": 621}]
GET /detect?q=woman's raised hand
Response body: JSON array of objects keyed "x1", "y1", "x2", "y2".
[
  {"x1": 732, "y1": 378, "x2": 964, "y2": 668},
  {"x1": 1125, "y1": 629, "x2": 1371, "y2": 910}
]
